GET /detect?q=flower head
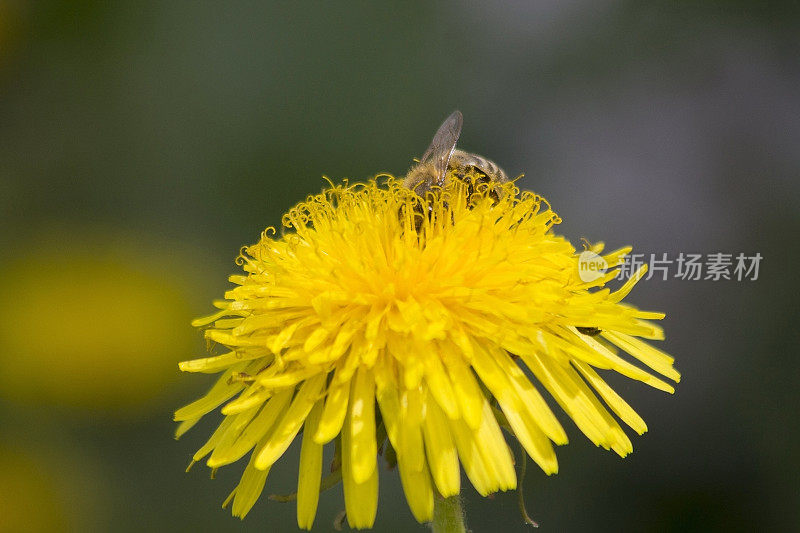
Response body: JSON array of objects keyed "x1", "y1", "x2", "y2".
[{"x1": 175, "y1": 175, "x2": 679, "y2": 529}]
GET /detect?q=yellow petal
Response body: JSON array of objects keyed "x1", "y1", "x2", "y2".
[
  {"x1": 208, "y1": 388, "x2": 294, "y2": 467},
  {"x1": 422, "y1": 347, "x2": 460, "y2": 420},
  {"x1": 191, "y1": 309, "x2": 230, "y2": 327},
  {"x1": 398, "y1": 387, "x2": 426, "y2": 472},
  {"x1": 574, "y1": 360, "x2": 647, "y2": 435},
  {"x1": 253, "y1": 374, "x2": 326, "y2": 470},
  {"x1": 602, "y1": 331, "x2": 680, "y2": 382},
  {"x1": 421, "y1": 392, "x2": 460, "y2": 496},
  {"x1": 342, "y1": 402, "x2": 379, "y2": 529},
  {"x1": 568, "y1": 329, "x2": 675, "y2": 393},
  {"x1": 221, "y1": 387, "x2": 271, "y2": 415},
  {"x1": 440, "y1": 344, "x2": 483, "y2": 429},
  {"x1": 296, "y1": 400, "x2": 324, "y2": 530},
  {"x1": 374, "y1": 365, "x2": 401, "y2": 449},
  {"x1": 524, "y1": 352, "x2": 631, "y2": 456},
  {"x1": 257, "y1": 366, "x2": 321, "y2": 389},
  {"x1": 471, "y1": 342, "x2": 558, "y2": 474},
  {"x1": 313, "y1": 369, "x2": 350, "y2": 444},
  {"x1": 473, "y1": 399, "x2": 516, "y2": 491},
  {"x1": 303, "y1": 326, "x2": 330, "y2": 353},
  {"x1": 448, "y1": 416, "x2": 493, "y2": 496},
  {"x1": 207, "y1": 406, "x2": 261, "y2": 467},
  {"x1": 192, "y1": 415, "x2": 236, "y2": 464},
  {"x1": 397, "y1": 453, "x2": 434, "y2": 522},
  {"x1": 228, "y1": 453, "x2": 270, "y2": 519},
  {"x1": 175, "y1": 417, "x2": 200, "y2": 440},
  {"x1": 489, "y1": 347, "x2": 566, "y2": 444},
  {"x1": 179, "y1": 351, "x2": 248, "y2": 373},
  {"x1": 174, "y1": 364, "x2": 247, "y2": 421},
  {"x1": 347, "y1": 366, "x2": 377, "y2": 484},
  {"x1": 558, "y1": 360, "x2": 632, "y2": 456}
]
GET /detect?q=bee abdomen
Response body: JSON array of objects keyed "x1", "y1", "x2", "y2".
[{"x1": 451, "y1": 150, "x2": 508, "y2": 183}]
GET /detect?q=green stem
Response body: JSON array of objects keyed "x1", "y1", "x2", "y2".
[{"x1": 431, "y1": 493, "x2": 467, "y2": 533}]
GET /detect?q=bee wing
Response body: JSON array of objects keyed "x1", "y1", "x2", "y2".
[{"x1": 420, "y1": 110, "x2": 462, "y2": 186}]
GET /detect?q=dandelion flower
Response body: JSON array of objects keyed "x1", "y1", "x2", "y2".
[{"x1": 175, "y1": 174, "x2": 679, "y2": 529}]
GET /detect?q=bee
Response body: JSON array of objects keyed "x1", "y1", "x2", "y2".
[
  {"x1": 403, "y1": 110, "x2": 509, "y2": 197},
  {"x1": 576, "y1": 326, "x2": 603, "y2": 337}
]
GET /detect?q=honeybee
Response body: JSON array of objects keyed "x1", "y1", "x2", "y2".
[{"x1": 403, "y1": 110, "x2": 509, "y2": 197}]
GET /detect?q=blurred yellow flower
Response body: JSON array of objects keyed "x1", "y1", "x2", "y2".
[
  {"x1": 0, "y1": 237, "x2": 194, "y2": 412},
  {"x1": 176, "y1": 176, "x2": 679, "y2": 529},
  {"x1": 0, "y1": 447, "x2": 71, "y2": 532},
  {"x1": 0, "y1": 442, "x2": 109, "y2": 533}
]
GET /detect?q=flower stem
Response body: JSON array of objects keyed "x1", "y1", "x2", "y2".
[{"x1": 431, "y1": 493, "x2": 467, "y2": 533}]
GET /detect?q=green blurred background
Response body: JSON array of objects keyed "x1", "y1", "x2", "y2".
[{"x1": 1, "y1": 2, "x2": 798, "y2": 531}]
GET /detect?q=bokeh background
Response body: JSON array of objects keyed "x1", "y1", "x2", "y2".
[{"x1": 1, "y1": 2, "x2": 798, "y2": 531}]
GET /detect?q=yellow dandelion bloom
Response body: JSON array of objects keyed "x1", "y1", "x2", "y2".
[{"x1": 175, "y1": 175, "x2": 679, "y2": 530}]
